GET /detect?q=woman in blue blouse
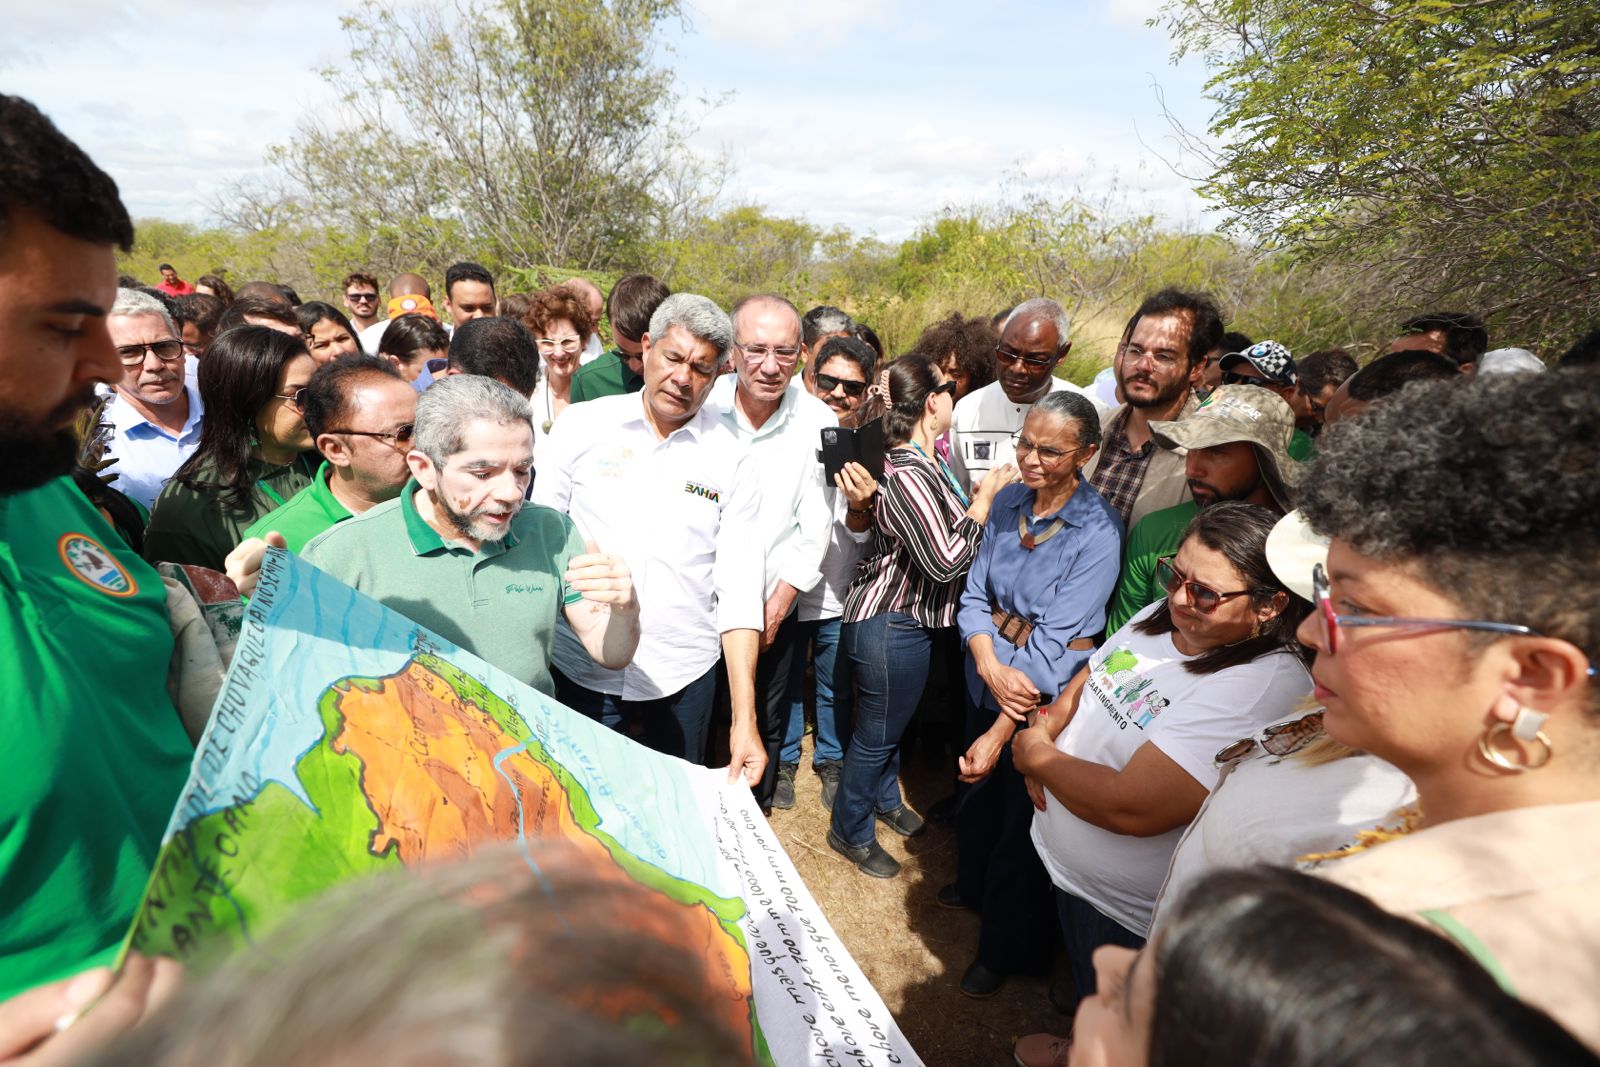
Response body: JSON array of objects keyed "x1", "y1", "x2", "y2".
[{"x1": 947, "y1": 390, "x2": 1123, "y2": 997}]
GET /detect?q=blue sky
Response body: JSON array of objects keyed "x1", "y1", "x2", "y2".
[{"x1": 2, "y1": 0, "x2": 1219, "y2": 241}]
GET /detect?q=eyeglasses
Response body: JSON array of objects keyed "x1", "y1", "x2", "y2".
[
  {"x1": 995, "y1": 345, "x2": 1055, "y2": 369},
  {"x1": 536, "y1": 335, "x2": 583, "y2": 354},
  {"x1": 345, "y1": 292, "x2": 380, "y2": 304},
  {"x1": 327, "y1": 423, "x2": 415, "y2": 451},
  {"x1": 116, "y1": 339, "x2": 186, "y2": 366},
  {"x1": 1311, "y1": 563, "x2": 1546, "y2": 655},
  {"x1": 1156, "y1": 555, "x2": 1255, "y2": 615},
  {"x1": 736, "y1": 341, "x2": 802, "y2": 366},
  {"x1": 1221, "y1": 370, "x2": 1271, "y2": 386},
  {"x1": 931, "y1": 380, "x2": 958, "y2": 399},
  {"x1": 815, "y1": 373, "x2": 867, "y2": 398},
  {"x1": 1122, "y1": 346, "x2": 1181, "y2": 369},
  {"x1": 1012, "y1": 433, "x2": 1087, "y2": 464},
  {"x1": 1215, "y1": 711, "x2": 1325, "y2": 768},
  {"x1": 274, "y1": 388, "x2": 309, "y2": 410}
]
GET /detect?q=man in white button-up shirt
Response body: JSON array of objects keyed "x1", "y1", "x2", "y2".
[
  {"x1": 534, "y1": 293, "x2": 767, "y2": 788},
  {"x1": 707, "y1": 294, "x2": 838, "y2": 810}
]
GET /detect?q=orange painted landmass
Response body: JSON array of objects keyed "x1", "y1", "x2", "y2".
[{"x1": 329, "y1": 662, "x2": 753, "y2": 1042}]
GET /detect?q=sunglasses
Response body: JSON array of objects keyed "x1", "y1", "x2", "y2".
[
  {"x1": 116, "y1": 339, "x2": 186, "y2": 366},
  {"x1": 931, "y1": 380, "x2": 958, "y2": 399},
  {"x1": 327, "y1": 423, "x2": 416, "y2": 451},
  {"x1": 1156, "y1": 555, "x2": 1254, "y2": 614},
  {"x1": 274, "y1": 387, "x2": 309, "y2": 410},
  {"x1": 1214, "y1": 711, "x2": 1325, "y2": 768},
  {"x1": 815, "y1": 373, "x2": 867, "y2": 398},
  {"x1": 346, "y1": 292, "x2": 380, "y2": 303},
  {"x1": 995, "y1": 345, "x2": 1054, "y2": 369}
]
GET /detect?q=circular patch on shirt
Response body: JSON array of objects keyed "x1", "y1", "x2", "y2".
[{"x1": 57, "y1": 533, "x2": 138, "y2": 598}]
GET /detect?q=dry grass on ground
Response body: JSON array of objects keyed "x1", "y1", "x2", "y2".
[{"x1": 768, "y1": 738, "x2": 1073, "y2": 1067}]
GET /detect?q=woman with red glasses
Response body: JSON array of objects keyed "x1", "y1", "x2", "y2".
[
  {"x1": 1289, "y1": 369, "x2": 1600, "y2": 1051},
  {"x1": 1008, "y1": 501, "x2": 1311, "y2": 1041}
]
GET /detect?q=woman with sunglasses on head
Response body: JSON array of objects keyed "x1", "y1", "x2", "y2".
[
  {"x1": 945, "y1": 389, "x2": 1122, "y2": 999},
  {"x1": 519, "y1": 285, "x2": 595, "y2": 464},
  {"x1": 1008, "y1": 501, "x2": 1311, "y2": 1052},
  {"x1": 144, "y1": 326, "x2": 318, "y2": 571},
  {"x1": 1289, "y1": 369, "x2": 1600, "y2": 1050},
  {"x1": 827, "y1": 354, "x2": 1020, "y2": 879},
  {"x1": 236, "y1": 354, "x2": 419, "y2": 557}
]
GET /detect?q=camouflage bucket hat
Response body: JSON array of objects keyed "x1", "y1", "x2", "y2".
[{"x1": 1148, "y1": 384, "x2": 1302, "y2": 510}]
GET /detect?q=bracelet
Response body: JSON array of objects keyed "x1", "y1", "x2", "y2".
[{"x1": 847, "y1": 506, "x2": 872, "y2": 516}]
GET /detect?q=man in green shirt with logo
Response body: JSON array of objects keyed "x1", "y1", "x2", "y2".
[
  {"x1": 0, "y1": 94, "x2": 189, "y2": 1045},
  {"x1": 1105, "y1": 385, "x2": 1300, "y2": 632},
  {"x1": 568, "y1": 273, "x2": 669, "y2": 404},
  {"x1": 239, "y1": 354, "x2": 417, "y2": 553},
  {"x1": 299, "y1": 375, "x2": 642, "y2": 698}
]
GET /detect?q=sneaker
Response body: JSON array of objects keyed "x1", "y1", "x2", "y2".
[
  {"x1": 815, "y1": 761, "x2": 842, "y2": 811},
  {"x1": 826, "y1": 828, "x2": 901, "y2": 878},
  {"x1": 773, "y1": 762, "x2": 797, "y2": 810},
  {"x1": 875, "y1": 804, "x2": 926, "y2": 838},
  {"x1": 1013, "y1": 1033, "x2": 1072, "y2": 1067}
]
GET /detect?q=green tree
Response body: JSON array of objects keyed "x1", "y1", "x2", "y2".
[
  {"x1": 233, "y1": 0, "x2": 708, "y2": 278},
  {"x1": 1163, "y1": 0, "x2": 1600, "y2": 348}
]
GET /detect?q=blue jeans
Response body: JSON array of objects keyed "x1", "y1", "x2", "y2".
[
  {"x1": 780, "y1": 617, "x2": 850, "y2": 767},
  {"x1": 1055, "y1": 889, "x2": 1146, "y2": 1014},
  {"x1": 830, "y1": 612, "x2": 934, "y2": 848},
  {"x1": 552, "y1": 663, "x2": 719, "y2": 764}
]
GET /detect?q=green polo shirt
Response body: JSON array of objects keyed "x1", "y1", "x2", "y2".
[
  {"x1": 145, "y1": 452, "x2": 316, "y2": 571},
  {"x1": 569, "y1": 348, "x2": 643, "y2": 403},
  {"x1": 0, "y1": 477, "x2": 193, "y2": 999},
  {"x1": 1289, "y1": 428, "x2": 1315, "y2": 463},
  {"x1": 1106, "y1": 499, "x2": 1199, "y2": 634},
  {"x1": 301, "y1": 480, "x2": 586, "y2": 695},
  {"x1": 241, "y1": 462, "x2": 353, "y2": 553}
]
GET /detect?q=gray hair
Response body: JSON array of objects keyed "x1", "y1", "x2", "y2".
[
  {"x1": 1003, "y1": 297, "x2": 1071, "y2": 347},
  {"x1": 647, "y1": 293, "x2": 734, "y2": 365},
  {"x1": 110, "y1": 287, "x2": 176, "y2": 336},
  {"x1": 1029, "y1": 389, "x2": 1102, "y2": 449},
  {"x1": 801, "y1": 304, "x2": 853, "y2": 348},
  {"x1": 414, "y1": 374, "x2": 532, "y2": 466}
]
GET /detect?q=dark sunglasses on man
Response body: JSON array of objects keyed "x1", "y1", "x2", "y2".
[{"x1": 815, "y1": 373, "x2": 867, "y2": 398}]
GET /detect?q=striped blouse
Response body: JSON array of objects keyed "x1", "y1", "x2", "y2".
[{"x1": 842, "y1": 446, "x2": 982, "y2": 629}]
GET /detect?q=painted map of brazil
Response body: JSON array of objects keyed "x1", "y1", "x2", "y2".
[{"x1": 127, "y1": 549, "x2": 919, "y2": 1067}]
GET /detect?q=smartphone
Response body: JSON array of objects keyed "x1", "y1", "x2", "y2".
[{"x1": 818, "y1": 421, "x2": 885, "y2": 484}]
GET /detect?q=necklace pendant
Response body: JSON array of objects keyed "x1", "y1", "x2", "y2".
[
  {"x1": 1020, "y1": 532, "x2": 1036, "y2": 551},
  {"x1": 541, "y1": 419, "x2": 554, "y2": 434}
]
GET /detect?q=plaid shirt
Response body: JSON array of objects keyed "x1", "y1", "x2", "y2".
[{"x1": 1089, "y1": 407, "x2": 1155, "y2": 528}]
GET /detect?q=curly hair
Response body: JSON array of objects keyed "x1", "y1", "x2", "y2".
[
  {"x1": 524, "y1": 284, "x2": 596, "y2": 342},
  {"x1": 1298, "y1": 369, "x2": 1600, "y2": 669},
  {"x1": 909, "y1": 312, "x2": 997, "y2": 393}
]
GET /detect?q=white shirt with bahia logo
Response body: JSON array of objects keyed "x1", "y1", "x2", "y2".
[
  {"x1": 532, "y1": 391, "x2": 764, "y2": 700},
  {"x1": 1030, "y1": 603, "x2": 1312, "y2": 937}
]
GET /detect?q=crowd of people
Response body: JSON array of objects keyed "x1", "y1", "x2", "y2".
[{"x1": 4, "y1": 91, "x2": 1600, "y2": 1067}]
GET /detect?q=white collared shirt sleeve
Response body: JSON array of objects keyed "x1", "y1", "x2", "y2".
[
  {"x1": 713, "y1": 447, "x2": 765, "y2": 634},
  {"x1": 530, "y1": 404, "x2": 578, "y2": 514}
]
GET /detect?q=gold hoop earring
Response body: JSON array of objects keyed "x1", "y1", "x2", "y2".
[{"x1": 1477, "y1": 707, "x2": 1553, "y2": 773}]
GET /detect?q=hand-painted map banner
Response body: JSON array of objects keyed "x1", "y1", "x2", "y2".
[{"x1": 128, "y1": 548, "x2": 920, "y2": 1067}]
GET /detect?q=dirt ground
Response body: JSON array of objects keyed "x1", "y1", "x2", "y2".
[{"x1": 767, "y1": 735, "x2": 1072, "y2": 1067}]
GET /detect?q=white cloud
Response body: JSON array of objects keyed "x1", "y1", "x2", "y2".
[{"x1": 1103, "y1": 0, "x2": 1165, "y2": 27}]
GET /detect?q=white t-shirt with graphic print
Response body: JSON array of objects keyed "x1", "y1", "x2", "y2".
[{"x1": 1030, "y1": 603, "x2": 1313, "y2": 936}]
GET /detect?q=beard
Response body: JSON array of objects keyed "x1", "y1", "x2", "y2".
[
  {"x1": 0, "y1": 390, "x2": 98, "y2": 495},
  {"x1": 1119, "y1": 369, "x2": 1190, "y2": 410},
  {"x1": 436, "y1": 491, "x2": 522, "y2": 543}
]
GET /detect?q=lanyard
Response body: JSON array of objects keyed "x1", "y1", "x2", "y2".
[
  {"x1": 909, "y1": 441, "x2": 969, "y2": 507},
  {"x1": 257, "y1": 480, "x2": 287, "y2": 508}
]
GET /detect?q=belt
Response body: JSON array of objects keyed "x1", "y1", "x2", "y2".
[{"x1": 991, "y1": 606, "x2": 1095, "y2": 651}]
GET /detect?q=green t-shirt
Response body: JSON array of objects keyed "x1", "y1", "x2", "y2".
[
  {"x1": 145, "y1": 452, "x2": 316, "y2": 571},
  {"x1": 1289, "y1": 428, "x2": 1315, "y2": 463},
  {"x1": 241, "y1": 462, "x2": 353, "y2": 554},
  {"x1": 301, "y1": 480, "x2": 586, "y2": 696},
  {"x1": 569, "y1": 348, "x2": 643, "y2": 404},
  {"x1": 0, "y1": 477, "x2": 193, "y2": 999},
  {"x1": 1106, "y1": 499, "x2": 1199, "y2": 634}
]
